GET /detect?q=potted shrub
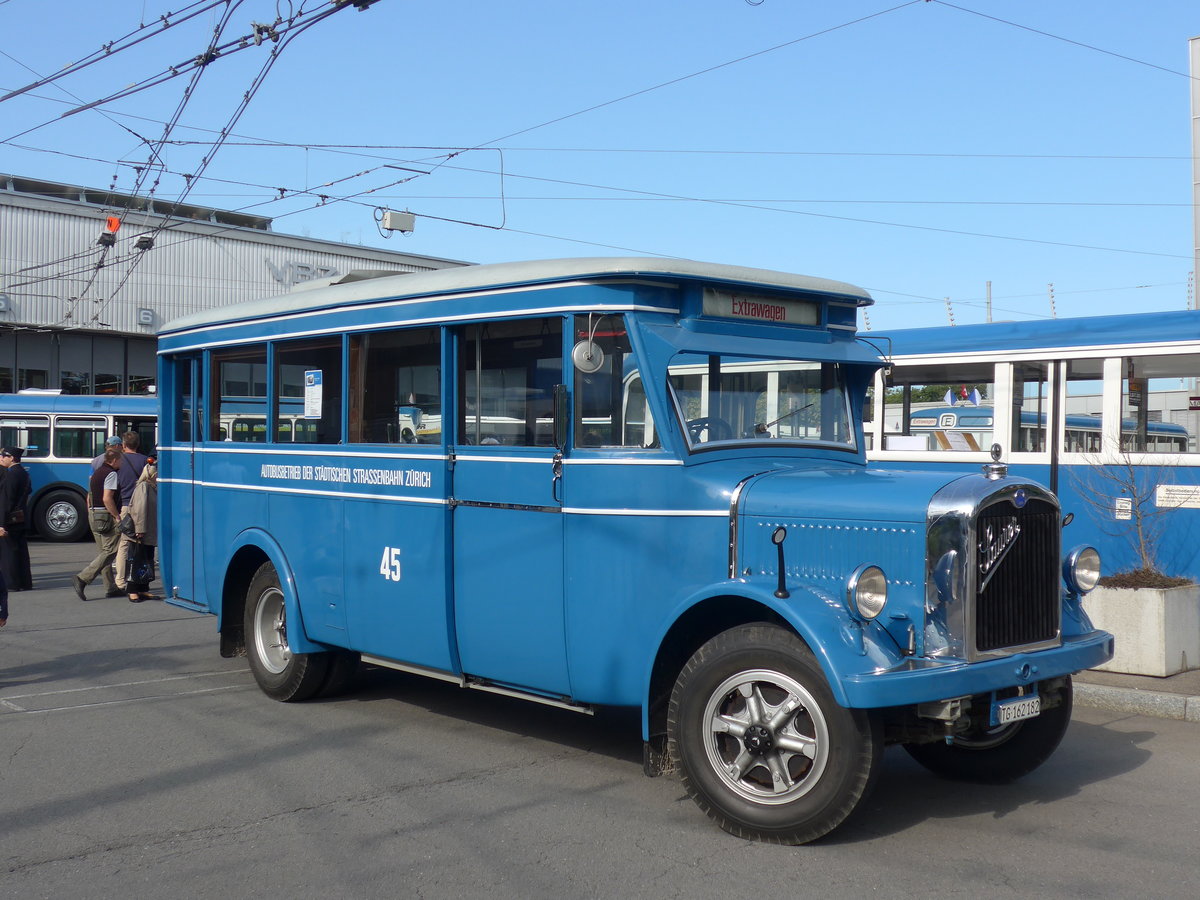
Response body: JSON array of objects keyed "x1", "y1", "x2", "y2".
[{"x1": 1072, "y1": 456, "x2": 1200, "y2": 677}]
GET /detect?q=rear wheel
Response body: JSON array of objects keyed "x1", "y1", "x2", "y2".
[
  {"x1": 318, "y1": 650, "x2": 361, "y2": 698},
  {"x1": 904, "y1": 678, "x2": 1073, "y2": 783},
  {"x1": 244, "y1": 561, "x2": 329, "y2": 701},
  {"x1": 34, "y1": 490, "x2": 88, "y2": 542},
  {"x1": 668, "y1": 623, "x2": 881, "y2": 844}
]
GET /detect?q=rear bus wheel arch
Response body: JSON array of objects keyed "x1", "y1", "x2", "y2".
[{"x1": 243, "y1": 560, "x2": 330, "y2": 701}]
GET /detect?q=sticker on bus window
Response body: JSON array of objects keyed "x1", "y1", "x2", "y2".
[{"x1": 304, "y1": 370, "x2": 322, "y2": 419}]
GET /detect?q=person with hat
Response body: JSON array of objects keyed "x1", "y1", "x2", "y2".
[
  {"x1": 74, "y1": 447, "x2": 125, "y2": 600},
  {"x1": 0, "y1": 447, "x2": 33, "y2": 591},
  {"x1": 91, "y1": 435, "x2": 124, "y2": 470}
]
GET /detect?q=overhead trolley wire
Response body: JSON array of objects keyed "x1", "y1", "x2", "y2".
[
  {"x1": 930, "y1": 1, "x2": 1200, "y2": 81},
  {"x1": 0, "y1": 0, "x2": 231, "y2": 104}
]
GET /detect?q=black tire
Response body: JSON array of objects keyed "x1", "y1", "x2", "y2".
[
  {"x1": 317, "y1": 650, "x2": 361, "y2": 698},
  {"x1": 244, "y1": 561, "x2": 330, "y2": 702},
  {"x1": 34, "y1": 489, "x2": 88, "y2": 542},
  {"x1": 668, "y1": 623, "x2": 882, "y2": 844},
  {"x1": 903, "y1": 678, "x2": 1073, "y2": 784}
]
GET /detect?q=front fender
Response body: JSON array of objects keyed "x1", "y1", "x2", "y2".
[
  {"x1": 224, "y1": 528, "x2": 325, "y2": 655},
  {"x1": 641, "y1": 580, "x2": 908, "y2": 738}
]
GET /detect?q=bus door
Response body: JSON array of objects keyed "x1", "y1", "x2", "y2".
[
  {"x1": 163, "y1": 354, "x2": 202, "y2": 608},
  {"x1": 340, "y1": 327, "x2": 454, "y2": 669},
  {"x1": 450, "y1": 318, "x2": 571, "y2": 696}
]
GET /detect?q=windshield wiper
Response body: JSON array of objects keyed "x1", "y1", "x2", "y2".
[{"x1": 754, "y1": 402, "x2": 813, "y2": 435}]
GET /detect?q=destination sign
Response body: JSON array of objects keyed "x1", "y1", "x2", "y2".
[{"x1": 703, "y1": 288, "x2": 819, "y2": 326}]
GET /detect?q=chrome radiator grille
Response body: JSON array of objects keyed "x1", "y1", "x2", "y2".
[{"x1": 974, "y1": 498, "x2": 1060, "y2": 653}]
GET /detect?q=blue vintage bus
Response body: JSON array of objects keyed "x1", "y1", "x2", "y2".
[
  {"x1": 0, "y1": 392, "x2": 157, "y2": 540},
  {"x1": 157, "y1": 258, "x2": 1111, "y2": 844},
  {"x1": 867, "y1": 310, "x2": 1200, "y2": 581}
]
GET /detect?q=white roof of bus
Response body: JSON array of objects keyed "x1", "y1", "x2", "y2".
[{"x1": 160, "y1": 257, "x2": 872, "y2": 335}]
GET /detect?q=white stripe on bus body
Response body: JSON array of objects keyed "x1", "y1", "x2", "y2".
[
  {"x1": 159, "y1": 478, "x2": 723, "y2": 516},
  {"x1": 156, "y1": 446, "x2": 684, "y2": 466}
]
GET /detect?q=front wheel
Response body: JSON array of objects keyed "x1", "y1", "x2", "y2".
[
  {"x1": 668, "y1": 623, "x2": 882, "y2": 844},
  {"x1": 244, "y1": 561, "x2": 329, "y2": 702},
  {"x1": 903, "y1": 678, "x2": 1073, "y2": 783},
  {"x1": 34, "y1": 490, "x2": 88, "y2": 542}
]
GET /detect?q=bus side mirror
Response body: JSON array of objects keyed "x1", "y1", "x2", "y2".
[{"x1": 553, "y1": 384, "x2": 569, "y2": 450}]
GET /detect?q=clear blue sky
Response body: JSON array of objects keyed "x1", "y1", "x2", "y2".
[{"x1": 1, "y1": 0, "x2": 1197, "y2": 329}]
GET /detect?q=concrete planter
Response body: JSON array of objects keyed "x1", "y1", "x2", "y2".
[{"x1": 1085, "y1": 584, "x2": 1200, "y2": 677}]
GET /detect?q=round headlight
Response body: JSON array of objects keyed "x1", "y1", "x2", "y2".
[
  {"x1": 1064, "y1": 545, "x2": 1101, "y2": 595},
  {"x1": 847, "y1": 564, "x2": 888, "y2": 620}
]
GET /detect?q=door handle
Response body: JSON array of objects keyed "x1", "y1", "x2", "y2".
[{"x1": 552, "y1": 452, "x2": 563, "y2": 503}]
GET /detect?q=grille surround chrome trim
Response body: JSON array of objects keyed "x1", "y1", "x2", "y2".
[{"x1": 925, "y1": 475, "x2": 1062, "y2": 662}]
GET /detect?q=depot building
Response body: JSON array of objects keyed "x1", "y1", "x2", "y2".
[{"x1": 0, "y1": 173, "x2": 466, "y2": 395}]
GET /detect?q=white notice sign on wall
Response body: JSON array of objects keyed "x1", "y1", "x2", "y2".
[{"x1": 1155, "y1": 484, "x2": 1200, "y2": 509}]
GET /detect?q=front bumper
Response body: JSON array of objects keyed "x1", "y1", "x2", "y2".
[{"x1": 840, "y1": 629, "x2": 1114, "y2": 709}]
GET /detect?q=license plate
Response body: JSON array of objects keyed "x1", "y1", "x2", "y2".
[{"x1": 992, "y1": 694, "x2": 1040, "y2": 726}]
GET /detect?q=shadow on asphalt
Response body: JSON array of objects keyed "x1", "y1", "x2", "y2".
[
  {"x1": 330, "y1": 663, "x2": 646, "y2": 767},
  {"x1": 825, "y1": 718, "x2": 1154, "y2": 844},
  {"x1": 310, "y1": 664, "x2": 1155, "y2": 846}
]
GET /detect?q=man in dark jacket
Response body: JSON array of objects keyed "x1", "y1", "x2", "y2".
[{"x1": 0, "y1": 447, "x2": 32, "y2": 591}]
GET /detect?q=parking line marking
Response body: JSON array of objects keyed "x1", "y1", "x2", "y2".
[{"x1": 1, "y1": 669, "x2": 246, "y2": 701}]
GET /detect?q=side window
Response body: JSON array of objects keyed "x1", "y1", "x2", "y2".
[
  {"x1": 211, "y1": 346, "x2": 267, "y2": 442},
  {"x1": 883, "y1": 363, "x2": 995, "y2": 451},
  {"x1": 171, "y1": 357, "x2": 194, "y2": 444},
  {"x1": 53, "y1": 417, "x2": 107, "y2": 458},
  {"x1": 276, "y1": 338, "x2": 343, "y2": 444},
  {"x1": 113, "y1": 416, "x2": 158, "y2": 454},
  {"x1": 1011, "y1": 363, "x2": 1051, "y2": 453},
  {"x1": 1120, "y1": 354, "x2": 1198, "y2": 454},
  {"x1": 572, "y1": 314, "x2": 655, "y2": 448},
  {"x1": 1063, "y1": 359, "x2": 1104, "y2": 453},
  {"x1": 349, "y1": 327, "x2": 442, "y2": 444},
  {"x1": 0, "y1": 416, "x2": 49, "y2": 458},
  {"x1": 460, "y1": 318, "x2": 562, "y2": 447}
]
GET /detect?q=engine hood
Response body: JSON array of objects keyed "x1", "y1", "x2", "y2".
[{"x1": 739, "y1": 465, "x2": 963, "y2": 523}]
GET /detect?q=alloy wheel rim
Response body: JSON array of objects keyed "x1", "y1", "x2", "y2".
[{"x1": 701, "y1": 668, "x2": 830, "y2": 805}]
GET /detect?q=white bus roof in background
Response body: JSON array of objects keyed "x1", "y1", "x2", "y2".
[{"x1": 159, "y1": 257, "x2": 873, "y2": 336}]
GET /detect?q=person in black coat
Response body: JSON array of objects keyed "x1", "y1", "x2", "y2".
[{"x1": 0, "y1": 447, "x2": 33, "y2": 591}]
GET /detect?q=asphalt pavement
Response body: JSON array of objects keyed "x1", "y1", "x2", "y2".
[{"x1": 4, "y1": 538, "x2": 1198, "y2": 723}]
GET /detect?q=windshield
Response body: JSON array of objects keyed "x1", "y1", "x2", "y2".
[{"x1": 667, "y1": 354, "x2": 856, "y2": 451}]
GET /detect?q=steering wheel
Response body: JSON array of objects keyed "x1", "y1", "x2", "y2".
[{"x1": 687, "y1": 416, "x2": 734, "y2": 443}]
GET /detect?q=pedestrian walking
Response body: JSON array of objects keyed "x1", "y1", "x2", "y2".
[
  {"x1": 73, "y1": 448, "x2": 125, "y2": 601},
  {"x1": 123, "y1": 464, "x2": 158, "y2": 602},
  {"x1": 0, "y1": 447, "x2": 33, "y2": 591},
  {"x1": 113, "y1": 432, "x2": 149, "y2": 596}
]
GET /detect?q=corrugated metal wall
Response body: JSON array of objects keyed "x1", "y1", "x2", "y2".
[{"x1": 0, "y1": 190, "x2": 465, "y2": 335}]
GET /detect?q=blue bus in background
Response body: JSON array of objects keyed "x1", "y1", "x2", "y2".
[
  {"x1": 904, "y1": 406, "x2": 1189, "y2": 454},
  {"x1": 0, "y1": 392, "x2": 157, "y2": 540},
  {"x1": 867, "y1": 310, "x2": 1200, "y2": 581},
  {"x1": 156, "y1": 258, "x2": 1111, "y2": 844}
]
